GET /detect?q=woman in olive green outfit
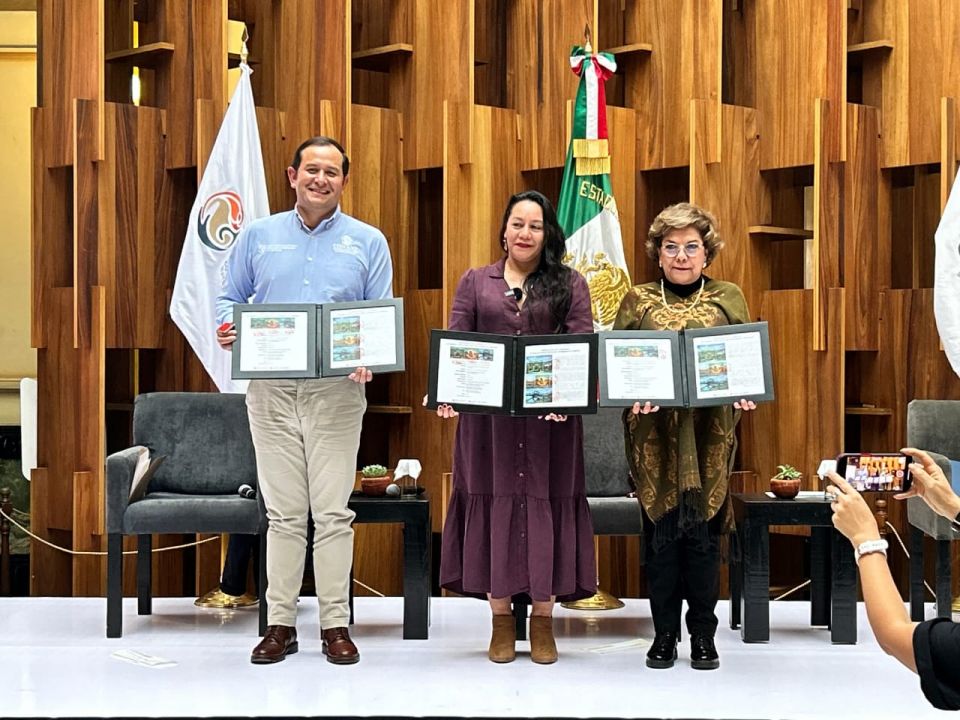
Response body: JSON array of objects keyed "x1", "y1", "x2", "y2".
[{"x1": 613, "y1": 202, "x2": 756, "y2": 671}]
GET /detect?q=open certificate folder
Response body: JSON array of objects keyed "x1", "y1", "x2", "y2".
[
  {"x1": 232, "y1": 299, "x2": 405, "y2": 380},
  {"x1": 426, "y1": 330, "x2": 599, "y2": 416},
  {"x1": 598, "y1": 322, "x2": 774, "y2": 408}
]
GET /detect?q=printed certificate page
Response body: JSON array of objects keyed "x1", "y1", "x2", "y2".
[
  {"x1": 520, "y1": 342, "x2": 590, "y2": 410},
  {"x1": 327, "y1": 305, "x2": 398, "y2": 370},
  {"x1": 691, "y1": 330, "x2": 766, "y2": 400},
  {"x1": 604, "y1": 337, "x2": 677, "y2": 401},
  {"x1": 435, "y1": 338, "x2": 506, "y2": 407},
  {"x1": 239, "y1": 311, "x2": 310, "y2": 372}
]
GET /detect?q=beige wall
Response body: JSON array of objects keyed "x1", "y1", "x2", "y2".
[{"x1": 0, "y1": 11, "x2": 37, "y2": 424}]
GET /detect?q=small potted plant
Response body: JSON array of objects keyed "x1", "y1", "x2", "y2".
[
  {"x1": 360, "y1": 464, "x2": 392, "y2": 497},
  {"x1": 770, "y1": 464, "x2": 803, "y2": 499}
]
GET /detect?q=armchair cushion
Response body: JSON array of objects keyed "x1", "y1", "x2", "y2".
[
  {"x1": 581, "y1": 408, "x2": 643, "y2": 535},
  {"x1": 133, "y1": 392, "x2": 258, "y2": 495},
  {"x1": 906, "y1": 452, "x2": 955, "y2": 539},
  {"x1": 907, "y1": 400, "x2": 960, "y2": 462},
  {"x1": 123, "y1": 493, "x2": 262, "y2": 535},
  {"x1": 581, "y1": 408, "x2": 634, "y2": 497},
  {"x1": 906, "y1": 398, "x2": 959, "y2": 540}
]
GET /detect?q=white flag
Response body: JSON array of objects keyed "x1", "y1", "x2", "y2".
[
  {"x1": 170, "y1": 64, "x2": 269, "y2": 393},
  {"x1": 935, "y1": 171, "x2": 960, "y2": 379}
]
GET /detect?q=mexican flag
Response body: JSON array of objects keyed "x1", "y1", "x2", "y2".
[{"x1": 557, "y1": 45, "x2": 631, "y2": 331}]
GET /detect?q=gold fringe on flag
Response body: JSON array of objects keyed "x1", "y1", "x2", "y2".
[
  {"x1": 572, "y1": 138, "x2": 609, "y2": 158},
  {"x1": 576, "y1": 156, "x2": 611, "y2": 176}
]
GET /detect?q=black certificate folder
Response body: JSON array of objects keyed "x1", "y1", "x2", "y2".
[
  {"x1": 598, "y1": 321, "x2": 774, "y2": 408},
  {"x1": 232, "y1": 298, "x2": 405, "y2": 380},
  {"x1": 426, "y1": 330, "x2": 599, "y2": 416}
]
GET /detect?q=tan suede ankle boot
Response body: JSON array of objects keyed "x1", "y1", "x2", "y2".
[
  {"x1": 529, "y1": 615, "x2": 558, "y2": 664},
  {"x1": 489, "y1": 614, "x2": 516, "y2": 663}
]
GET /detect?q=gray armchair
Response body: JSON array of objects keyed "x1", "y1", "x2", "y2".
[
  {"x1": 105, "y1": 392, "x2": 267, "y2": 637},
  {"x1": 582, "y1": 407, "x2": 643, "y2": 535},
  {"x1": 514, "y1": 407, "x2": 641, "y2": 638},
  {"x1": 905, "y1": 399, "x2": 960, "y2": 620}
]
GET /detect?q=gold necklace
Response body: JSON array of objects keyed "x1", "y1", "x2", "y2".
[{"x1": 658, "y1": 277, "x2": 705, "y2": 321}]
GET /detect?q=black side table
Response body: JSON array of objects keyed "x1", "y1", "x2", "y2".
[
  {"x1": 348, "y1": 493, "x2": 431, "y2": 639},
  {"x1": 731, "y1": 493, "x2": 857, "y2": 644}
]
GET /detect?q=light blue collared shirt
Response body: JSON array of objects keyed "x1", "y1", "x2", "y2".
[{"x1": 216, "y1": 206, "x2": 394, "y2": 324}]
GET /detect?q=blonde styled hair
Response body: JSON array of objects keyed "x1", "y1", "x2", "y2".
[{"x1": 646, "y1": 202, "x2": 723, "y2": 264}]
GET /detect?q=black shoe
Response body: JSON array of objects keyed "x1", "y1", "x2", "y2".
[
  {"x1": 690, "y1": 634, "x2": 719, "y2": 670},
  {"x1": 646, "y1": 631, "x2": 678, "y2": 669}
]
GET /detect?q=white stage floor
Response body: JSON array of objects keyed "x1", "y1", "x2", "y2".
[{"x1": 0, "y1": 596, "x2": 943, "y2": 719}]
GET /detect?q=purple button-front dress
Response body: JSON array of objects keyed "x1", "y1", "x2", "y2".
[{"x1": 439, "y1": 257, "x2": 597, "y2": 602}]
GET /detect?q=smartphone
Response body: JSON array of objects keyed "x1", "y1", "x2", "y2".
[{"x1": 835, "y1": 452, "x2": 912, "y2": 493}]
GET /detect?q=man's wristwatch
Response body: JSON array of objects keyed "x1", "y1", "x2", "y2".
[{"x1": 854, "y1": 538, "x2": 888, "y2": 564}]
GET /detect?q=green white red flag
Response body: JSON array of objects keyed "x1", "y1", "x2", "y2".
[{"x1": 558, "y1": 45, "x2": 631, "y2": 331}]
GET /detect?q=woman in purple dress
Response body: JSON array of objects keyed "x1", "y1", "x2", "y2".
[{"x1": 435, "y1": 190, "x2": 596, "y2": 664}]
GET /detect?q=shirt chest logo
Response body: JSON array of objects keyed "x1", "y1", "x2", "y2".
[
  {"x1": 332, "y1": 235, "x2": 362, "y2": 257},
  {"x1": 257, "y1": 243, "x2": 297, "y2": 255}
]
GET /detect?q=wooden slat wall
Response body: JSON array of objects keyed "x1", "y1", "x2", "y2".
[
  {"x1": 513, "y1": 0, "x2": 595, "y2": 170},
  {"x1": 631, "y1": 0, "x2": 722, "y2": 170},
  {"x1": 403, "y1": 0, "x2": 471, "y2": 170},
  {"x1": 755, "y1": 0, "x2": 844, "y2": 170},
  {"x1": 690, "y1": 102, "x2": 765, "y2": 314},
  {"x1": 30, "y1": 0, "x2": 960, "y2": 601},
  {"x1": 844, "y1": 103, "x2": 882, "y2": 351},
  {"x1": 40, "y1": 0, "x2": 102, "y2": 169},
  {"x1": 739, "y1": 289, "x2": 845, "y2": 489}
]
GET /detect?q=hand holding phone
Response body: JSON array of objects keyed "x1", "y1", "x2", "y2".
[{"x1": 834, "y1": 452, "x2": 911, "y2": 493}]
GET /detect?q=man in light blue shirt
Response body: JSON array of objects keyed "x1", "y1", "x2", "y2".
[{"x1": 217, "y1": 136, "x2": 393, "y2": 666}]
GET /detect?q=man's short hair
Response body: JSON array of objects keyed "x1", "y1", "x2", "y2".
[{"x1": 290, "y1": 136, "x2": 350, "y2": 176}]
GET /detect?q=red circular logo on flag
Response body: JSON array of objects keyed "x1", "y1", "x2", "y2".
[{"x1": 197, "y1": 190, "x2": 244, "y2": 251}]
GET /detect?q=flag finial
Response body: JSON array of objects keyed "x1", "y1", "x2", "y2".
[
  {"x1": 583, "y1": 24, "x2": 593, "y2": 54},
  {"x1": 240, "y1": 27, "x2": 250, "y2": 65}
]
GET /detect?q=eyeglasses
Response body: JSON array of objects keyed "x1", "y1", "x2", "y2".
[{"x1": 662, "y1": 242, "x2": 704, "y2": 258}]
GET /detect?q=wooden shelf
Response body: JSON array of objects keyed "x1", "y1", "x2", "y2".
[
  {"x1": 227, "y1": 52, "x2": 261, "y2": 69},
  {"x1": 105, "y1": 42, "x2": 175, "y2": 68},
  {"x1": 844, "y1": 406, "x2": 894, "y2": 416},
  {"x1": 105, "y1": 402, "x2": 134, "y2": 412},
  {"x1": 366, "y1": 404, "x2": 414, "y2": 415},
  {"x1": 748, "y1": 225, "x2": 814, "y2": 239},
  {"x1": 605, "y1": 42, "x2": 654, "y2": 57},
  {"x1": 848, "y1": 40, "x2": 894, "y2": 55},
  {"x1": 352, "y1": 43, "x2": 413, "y2": 73}
]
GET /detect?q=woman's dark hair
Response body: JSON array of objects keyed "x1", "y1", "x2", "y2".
[{"x1": 498, "y1": 190, "x2": 572, "y2": 327}]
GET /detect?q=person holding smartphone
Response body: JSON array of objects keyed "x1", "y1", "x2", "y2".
[{"x1": 827, "y1": 447, "x2": 960, "y2": 710}]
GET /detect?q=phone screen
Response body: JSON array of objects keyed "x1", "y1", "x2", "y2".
[{"x1": 837, "y1": 453, "x2": 911, "y2": 492}]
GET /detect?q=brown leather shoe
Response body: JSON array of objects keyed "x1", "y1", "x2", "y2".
[
  {"x1": 250, "y1": 625, "x2": 298, "y2": 664},
  {"x1": 322, "y1": 627, "x2": 360, "y2": 665}
]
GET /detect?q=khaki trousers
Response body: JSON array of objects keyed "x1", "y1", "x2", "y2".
[{"x1": 246, "y1": 378, "x2": 366, "y2": 629}]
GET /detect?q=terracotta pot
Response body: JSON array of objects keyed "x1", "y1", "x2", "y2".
[
  {"x1": 360, "y1": 475, "x2": 392, "y2": 497},
  {"x1": 770, "y1": 476, "x2": 802, "y2": 499}
]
